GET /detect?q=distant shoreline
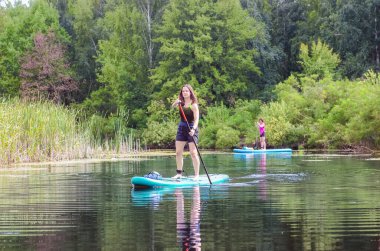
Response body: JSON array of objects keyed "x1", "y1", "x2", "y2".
[
  {"x1": 3, "y1": 148, "x2": 378, "y2": 168},
  {"x1": 8, "y1": 150, "x2": 226, "y2": 167}
]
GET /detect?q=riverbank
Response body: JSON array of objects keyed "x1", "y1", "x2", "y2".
[
  {"x1": 8, "y1": 149, "x2": 230, "y2": 167},
  {"x1": 4, "y1": 148, "x2": 377, "y2": 168}
]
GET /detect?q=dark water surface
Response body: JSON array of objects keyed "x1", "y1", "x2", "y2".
[{"x1": 0, "y1": 152, "x2": 379, "y2": 250}]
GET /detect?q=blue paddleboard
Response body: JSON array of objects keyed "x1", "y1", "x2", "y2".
[
  {"x1": 131, "y1": 174, "x2": 229, "y2": 188},
  {"x1": 233, "y1": 147, "x2": 292, "y2": 154}
]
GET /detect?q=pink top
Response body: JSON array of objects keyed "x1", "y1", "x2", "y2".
[{"x1": 259, "y1": 124, "x2": 265, "y2": 134}]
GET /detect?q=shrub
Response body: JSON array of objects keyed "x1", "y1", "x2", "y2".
[
  {"x1": 215, "y1": 126, "x2": 240, "y2": 149},
  {"x1": 199, "y1": 125, "x2": 218, "y2": 148},
  {"x1": 142, "y1": 120, "x2": 177, "y2": 148}
]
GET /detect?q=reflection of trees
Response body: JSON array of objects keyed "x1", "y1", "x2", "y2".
[
  {"x1": 197, "y1": 155, "x2": 380, "y2": 250},
  {"x1": 116, "y1": 155, "x2": 380, "y2": 250},
  {"x1": 2, "y1": 155, "x2": 379, "y2": 250},
  {"x1": 258, "y1": 153, "x2": 267, "y2": 200},
  {"x1": 0, "y1": 160, "x2": 143, "y2": 249},
  {"x1": 256, "y1": 158, "x2": 380, "y2": 251}
]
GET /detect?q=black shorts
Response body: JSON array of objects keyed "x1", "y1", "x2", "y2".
[
  {"x1": 176, "y1": 121, "x2": 198, "y2": 144},
  {"x1": 260, "y1": 132, "x2": 265, "y2": 137}
]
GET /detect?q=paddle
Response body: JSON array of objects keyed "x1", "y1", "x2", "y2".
[{"x1": 178, "y1": 104, "x2": 212, "y2": 184}]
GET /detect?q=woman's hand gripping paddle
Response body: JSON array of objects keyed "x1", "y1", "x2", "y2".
[{"x1": 179, "y1": 104, "x2": 212, "y2": 184}]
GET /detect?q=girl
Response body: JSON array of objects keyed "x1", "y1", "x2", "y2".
[
  {"x1": 171, "y1": 84, "x2": 200, "y2": 180},
  {"x1": 257, "y1": 118, "x2": 266, "y2": 150}
]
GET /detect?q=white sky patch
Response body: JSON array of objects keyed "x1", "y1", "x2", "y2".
[{"x1": 0, "y1": 0, "x2": 29, "y2": 7}]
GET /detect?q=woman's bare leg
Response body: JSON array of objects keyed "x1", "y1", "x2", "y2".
[
  {"x1": 260, "y1": 137, "x2": 266, "y2": 150},
  {"x1": 188, "y1": 142, "x2": 200, "y2": 179},
  {"x1": 173, "y1": 141, "x2": 187, "y2": 178}
]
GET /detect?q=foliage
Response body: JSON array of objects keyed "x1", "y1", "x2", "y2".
[
  {"x1": 345, "y1": 80, "x2": 380, "y2": 146},
  {"x1": 241, "y1": 0, "x2": 286, "y2": 101},
  {"x1": 68, "y1": 0, "x2": 105, "y2": 100},
  {"x1": 292, "y1": 0, "x2": 379, "y2": 79},
  {"x1": 199, "y1": 101, "x2": 261, "y2": 148},
  {"x1": 19, "y1": 31, "x2": 78, "y2": 104},
  {"x1": 80, "y1": 85, "x2": 118, "y2": 116},
  {"x1": 0, "y1": 98, "x2": 140, "y2": 164},
  {"x1": 0, "y1": 98, "x2": 88, "y2": 164},
  {"x1": 152, "y1": 0, "x2": 263, "y2": 106},
  {"x1": 91, "y1": 1, "x2": 151, "y2": 127},
  {"x1": 273, "y1": 61, "x2": 380, "y2": 149},
  {"x1": 199, "y1": 124, "x2": 218, "y2": 149},
  {"x1": 215, "y1": 125, "x2": 240, "y2": 149},
  {"x1": 142, "y1": 120, "x2": 177, "y2": 148},
  {"x1": 1, "y1": 1, "x2": 380, "y2": 152},
  {"x1": 0, "y1": 0, "x2": 68, "y2": 97},
  {"x1": 229, "y1": 99, "x2": 261, "y2": 142},
  {"x1": 199, "y1": 104, "x2": 231, "y2": 148},
  {"x1": 268, "y1": 0, "x2": 306, "y2": 75},
  {"x1": 86, "y1": 106, "x2": 129, "y2": 145},
  {"x1": 298, "y1": 39, "x2": 341, "y2": 79},
  {"x1": 141, "y1": 100, "x2": 178, "y2": 148},
  {"x1": 257, "y1": 101, "x2": 295, "y2": 146}
]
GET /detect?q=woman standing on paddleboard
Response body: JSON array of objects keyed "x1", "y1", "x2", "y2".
[
  {"x1": 257, "y1": 118, "x2": 266, "y2": 150},
  {"x1": 171, "y1": 84, "x2": 200, "y2": 180}
]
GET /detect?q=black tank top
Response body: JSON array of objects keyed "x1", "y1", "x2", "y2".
[{"x1": 180, "y1": 105, "x2": 194, "y2": 123}]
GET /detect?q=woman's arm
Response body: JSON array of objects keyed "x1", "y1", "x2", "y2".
[
  {"x1": 172, "y1": 98, "x2": 181, "y2": 108},
  {"x1": 192, "y1": 104, "x2": 199, "y2": 130}
]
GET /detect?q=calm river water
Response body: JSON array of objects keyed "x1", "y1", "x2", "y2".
[{"x1": 0, "y1": 152, "x2": 379, "y2": 250}]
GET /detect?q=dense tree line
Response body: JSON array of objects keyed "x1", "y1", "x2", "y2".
[{"x1": 0, "y1": 0, "x2": 379, "y2": 150}]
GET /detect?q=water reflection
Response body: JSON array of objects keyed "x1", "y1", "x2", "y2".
[
  {"x1": 258, "y1": 153, "x2": 267, "y2": 201},
  {"x1": 131, "y1": 186, "x2": 206, "y2": 250},
  {"x1": 176, "y1": 187, "x2": 201, "y2": 250},
  {"x1": 233, "y1": 151, "x2": 292, "y2": 162},
  {"x1": 231, "y1": 152, "x2": 298, "y2": 188},
  {"x1": 131, "y1": 187, "x2": 174, "y2": 208},
  {"x1": 0, "y1": 155, "x2": 379, "y2": 250}
]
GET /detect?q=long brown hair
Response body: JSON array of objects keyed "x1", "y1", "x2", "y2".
[{"x1": 178, "y1": 84, "x2": 198, "y2": 104}]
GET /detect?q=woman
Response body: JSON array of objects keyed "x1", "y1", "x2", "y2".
[
  {"x1": 171, "y1": 84, "x2": 200, "y2": 180},
  {"x1": 257, "y1": 118, "x2": 266, "y2": 150}
]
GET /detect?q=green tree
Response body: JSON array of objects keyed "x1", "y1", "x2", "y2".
[
  {"x1": 199, "y1": 104, "x2": 232, "y2": 148},
  {"x1": 152, "y1": 0, "x2": 263, "y2": 106},
  {"x1": 293, "y1": 0, "x2": 380, "y2": 79},
  {"x1": 136, "y1": 0, "x2": 169, "y2": 70},
  {"x1": 91, "y1": 1, "x2": 151, "y2": 126},
  {"x1": 141, "y1": 100, "x2": 178, "y2": 148},
  {"x1": 271, "y1": 39, "x2": 343, "y2": 148},
  {"x1": 323, "y1": 0, "x2": 378, "y2": 78},
  {"x1": 268, "y1": 0, "x2": 306, "y2": 76},
  {"x1": 0, "y1": 0, "x2": 67, "y2": 97},
  {"x1": 69, "y1": 0, "x2": 105, "y2": 100},
  {"x1": 240, "y1": 0, "x2": 286, "y2": 101},
  {"x1": 298, "y1": 39, "x2": 341, "y2": 79}
]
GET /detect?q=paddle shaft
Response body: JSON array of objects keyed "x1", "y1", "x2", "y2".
[{"x1": 178, "y1": 104, "x2": 212, "y2": 184}]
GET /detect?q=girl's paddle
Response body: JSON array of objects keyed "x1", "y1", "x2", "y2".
[{"x1": 179, "y1": 104, "x2": 212, "y2": 184}]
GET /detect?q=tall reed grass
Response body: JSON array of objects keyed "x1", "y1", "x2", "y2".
[{"x1": 0, "y1": 99, "x2": 141, "y2": 165}]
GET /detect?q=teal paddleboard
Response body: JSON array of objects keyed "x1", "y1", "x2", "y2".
[
  {"x1": 233, "y1": 147, "x2": 292, "y2": 153},
  {"x1": 131, "y1": 174, "x2": 229, "y2": 188}
]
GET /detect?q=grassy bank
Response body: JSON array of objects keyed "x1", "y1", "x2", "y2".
[{"x1": 0, "y1": 99, "x2": 140, "y2": 165}]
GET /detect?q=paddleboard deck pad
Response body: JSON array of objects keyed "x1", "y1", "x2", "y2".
[
  {"x1": 131, "y1": 174, "x2": 229, "y2": 188},
  {"x1": 233, "y1": 147, "x2": 292, "y2": 153}
]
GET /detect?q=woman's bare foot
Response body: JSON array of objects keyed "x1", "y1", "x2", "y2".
[{"x1": 172, "y1": 174, "x2": 182, "y2": 179}]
